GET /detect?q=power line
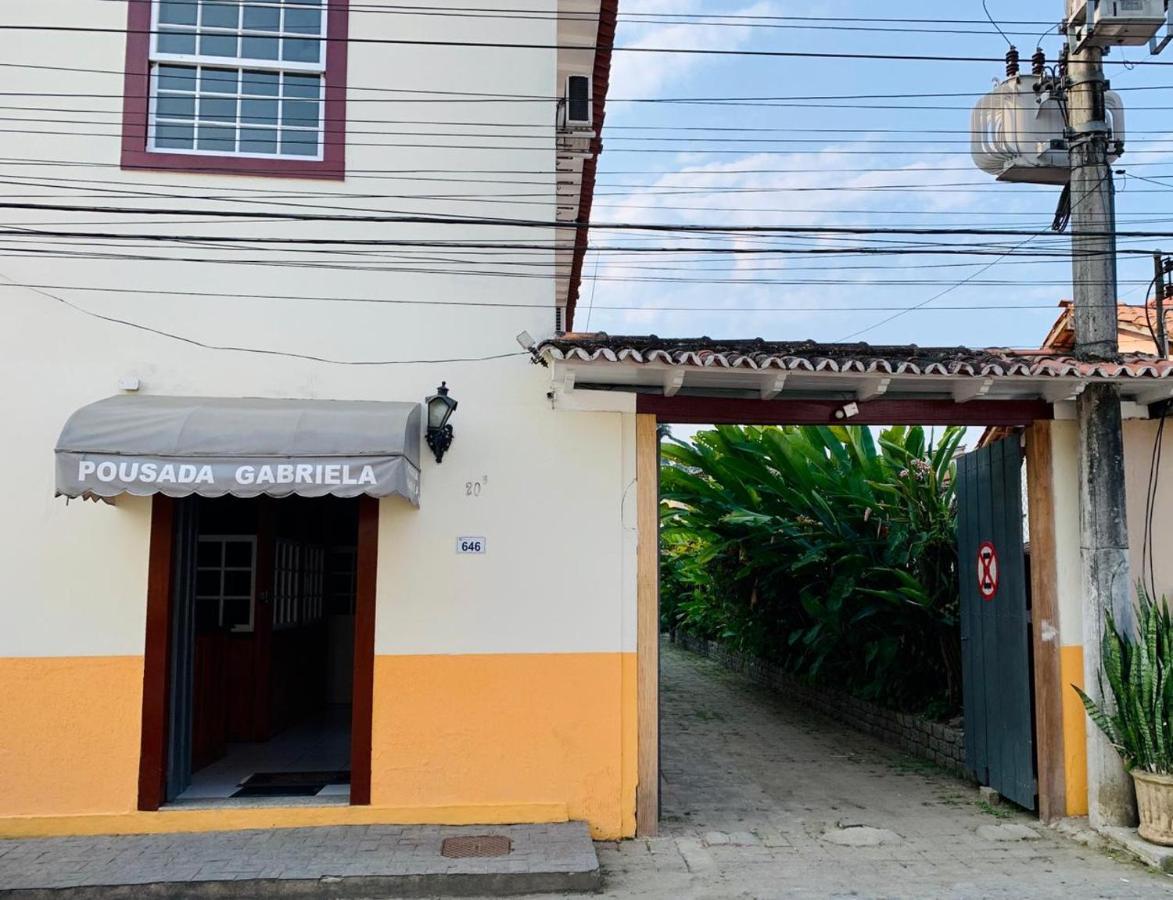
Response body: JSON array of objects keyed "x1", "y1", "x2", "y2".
[
  {"x1": 90, "y1": 1, "x2": 1069, "y2": 36},
  {"x1": 1, "y1": 273, "x2": 532, "y2": 365},
  {"x1": 841, "y1": 170, "x2": 1119, "y2": 339},
  {"x1": 0, "y1": 281, "x2": 1144, "y2": 313},
  {"x1": 10, "y1": 202, "x2": 1173, "y2": 240},
  {"x1": 5, "y1": 23, "x2": 1173, "y2": 67}
]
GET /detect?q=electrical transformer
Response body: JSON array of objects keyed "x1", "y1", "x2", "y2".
[{"x1": 970, "y1": 75, "x2": 1125, "y2": 185}]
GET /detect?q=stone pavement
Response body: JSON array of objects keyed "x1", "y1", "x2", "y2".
[
  {"x1": 0, "y1": 822, "x2": 598, "y2": 898},
  {"x1": 532, "y1": 643, "x2": 1173, "y2": 899}
]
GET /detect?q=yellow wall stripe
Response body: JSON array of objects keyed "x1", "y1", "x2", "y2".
[
  {"x1": 0, "y1": 657, "x2": 144, "y2": 818},
  {"x1": 1060, "y1": 644, "x2": 1089, "y2": 816}
]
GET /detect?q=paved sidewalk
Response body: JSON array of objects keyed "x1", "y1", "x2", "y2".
[
  {"x1": 0, "y1": 822, "x2": 598, "y2": 898},
  {"x1": 578, "y1": 644, "x2": 1173, "y2": 899}
]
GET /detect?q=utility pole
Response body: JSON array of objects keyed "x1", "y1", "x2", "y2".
[
  {"x1": 1155, "y1": 252, "x2": 1168, "y2": 357},
  {"x1": 1066, "y1": 2, "x2": 1138, "y2": 830}
]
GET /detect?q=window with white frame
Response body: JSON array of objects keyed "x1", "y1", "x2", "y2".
[
  {"x1": 273, "y1": 538, "x2": 326, "y2": 628},
  {"x1": 149, "y1": 0, "x2": 327, "y2": 159},
  {"x1": 195, "y1": 535, "x2": 257, "y2": 631}
]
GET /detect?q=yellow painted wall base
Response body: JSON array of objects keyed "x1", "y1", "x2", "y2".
[
  {"x1": 0, "y1": 653, "x2": 637, "y2": 840},
  {"x1": 371, "y1": 653, "x2": 638, "y2": 840},
  {"x1": 1060, "y1": 644, "x2": 1089, "y2": 816},
  {"x1": 0, "y1": 656, "x2": 144, "y2": 817},
  {"x1": 0, "y1": 803, "x2": 569, "y2": 839}
]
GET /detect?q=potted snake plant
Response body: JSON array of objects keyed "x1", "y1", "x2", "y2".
[{"x1": 1077, "y1": 589, "x2": 1173, "y2": 846}]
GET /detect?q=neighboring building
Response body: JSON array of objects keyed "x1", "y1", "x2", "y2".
[
  {"x1": 0, "y1": 0, "x2": 639, "y2": 840},
  {"x1": 1042, "y1": 300, "x2": 1170, "y2": 356}
]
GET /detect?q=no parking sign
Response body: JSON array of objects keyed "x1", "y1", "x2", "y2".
[{"x1": 977, "y1": 541, "x2": 999, "y2": 601}]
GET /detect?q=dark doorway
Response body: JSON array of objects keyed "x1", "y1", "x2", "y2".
[{"x1": 163, "y1": 496, "x2": 362, "y2": 804}]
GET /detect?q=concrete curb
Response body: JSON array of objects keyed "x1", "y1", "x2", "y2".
[
  {"x1": 1052, "y1": 816, "x2": 1173, "y2": 874},
  {"x1": 0, "y1": 822, "x2": 602, "y2": 899},
  {"x1": 0, "y1": 869, "x2": 603, "y2": 899}
]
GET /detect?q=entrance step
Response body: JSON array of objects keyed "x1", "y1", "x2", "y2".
[{"x1": 0, "y1": 822, "x2": 600, "y2": 898}]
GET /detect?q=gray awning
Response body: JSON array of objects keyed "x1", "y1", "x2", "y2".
[{"x1": 55, "y1": 395, "x2": 421, "y2": 503}]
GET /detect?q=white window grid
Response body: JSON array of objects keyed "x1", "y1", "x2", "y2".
[
  {"x1": 147, "y1": 0, "x2": 327, "y2": 160},
  {"x1": 195, "y1": 535, "x2": 257, "y2": 632},
  {"x1": 326, "y1": 545, "x2": 357, "y2": 615},
  {"x1": 273, "y1": 538, "x2": 326, "y2": 628}
]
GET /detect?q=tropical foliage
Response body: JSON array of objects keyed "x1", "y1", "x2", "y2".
[
  {"x1": 1077, "y1": 589, "x2": 1173, "y2": 775},
  {"x1": 661, "y1": 424, "x2": 965, "y2": 714}
]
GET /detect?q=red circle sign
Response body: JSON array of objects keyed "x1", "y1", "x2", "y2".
[{"x1": 977, "y1": 541, "x2": 999, "y2": 601}]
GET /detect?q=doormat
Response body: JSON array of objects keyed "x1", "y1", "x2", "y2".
[
  {"x1": 231, "y1": 785, "x2": 324, "y2": 798},
  {"x1": 231, "y1": 770, "x2": 350, "y2": 797}
]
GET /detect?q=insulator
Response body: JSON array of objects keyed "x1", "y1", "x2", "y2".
[
  {"x1": 1005, "y1": 45, "x2": 1020, "y2": 77},
  {"x1": 1032, "y1": 48, "x2": 1046, "y2": 76}
]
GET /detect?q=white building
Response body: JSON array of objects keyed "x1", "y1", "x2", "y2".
[{"x1": 0, "y1": 0, "x2": 641, "y2": 841}]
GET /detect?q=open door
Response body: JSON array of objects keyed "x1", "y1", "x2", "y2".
[
  {"x1": 165, "y1": 497, "x2": 199, "y2": 802},
  {"x1": 140, "y1": 495, "x2": 376, "y2": 808},
  {"x1": 957, "y1": 437, "x2": 1036, "y2": 810}
]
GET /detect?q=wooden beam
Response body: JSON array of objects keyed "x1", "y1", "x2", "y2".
[
  {"x1": 1041, "y1": 381, "x2": 1085, "y2": 404},
  {"x1": 952, "y1": 377, "x2": 994, "y2": 403},
  {"x1": 350, "y1": 495, "x2": 380, "y2": 807},
  {"x1": 759, "y1": 371, "x2": 788, "y2": 400},
  {"x1": 635, "y1": 413, "x2": 660, "y2": 837},
  {"x1": 1025, "y1": 421, "x2": 1067, "y2": 822},
  {"x1": 856, "y1": 376, "x2": 892, "y2": 401},
  {"x1": 557, "y1": 370, "x2": 576, "y2": 396},
  {"x1": 662, "y1": 369, "x2": 685, "y2": 398},
  {"x1": 1130, "y1": 382, "x2": 1173, "y2": 405},
  {"x1": 636, "y1": 395, "x2": 1053, "y2": 426},
  {"x1": 138, "y1": 494, "x2": 175, "y2": 812}
]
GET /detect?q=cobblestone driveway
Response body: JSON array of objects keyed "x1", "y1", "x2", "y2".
[{"x1": 544, "y1": 642, "x2": 1173, "y2": 899}]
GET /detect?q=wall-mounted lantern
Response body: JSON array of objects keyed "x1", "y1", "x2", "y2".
[{"x1": 425, "y1": 382, "x2": 458, "y2": 463}]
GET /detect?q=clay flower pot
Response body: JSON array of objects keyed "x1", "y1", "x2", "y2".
[{"x1": 1132, "y1": 769, "x2": 1173, "y2": 846}]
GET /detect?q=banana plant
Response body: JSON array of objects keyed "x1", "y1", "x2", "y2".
[{"x1": 661, "y1": 424, "x2": 965, "y2": 714}]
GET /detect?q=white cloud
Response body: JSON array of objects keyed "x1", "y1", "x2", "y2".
[
  {"x1": 579, "y1": 143, "x2": 1074, "y2": 345},
  {"x1": 609, "y1": 1, "x2": 780, "y2": 100}
]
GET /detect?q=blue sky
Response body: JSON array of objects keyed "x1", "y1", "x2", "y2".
[{"x1": 579, "y1": 0, "x2": 1173, "y2": 352}]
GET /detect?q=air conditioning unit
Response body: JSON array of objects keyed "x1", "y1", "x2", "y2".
[
  {"x1": 559, "y1": 74, "x2": 592, "y2": 130},
  {"x1": 556, "y1": 74, "x2": 594, "y2": 159},
  {"x1": 1069, "y1": 0, "x2": 1167, "y2": 46},
  {"x1": 971, "y1": 74, "x2": 1125, "y2": 184}
]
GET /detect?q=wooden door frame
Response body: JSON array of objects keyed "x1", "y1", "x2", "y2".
[
  {"x1": 634, "y1": 407, "x2": 1067, "y2": 834},
  {"x1": 138, "y1": 495, "x2": 176, "y2": 811},
  {"x1": 349, "y1": 495, "x2": 379, "y2": 805},
  {"x1": 635, "y1": 415, "x2": 660, "y2": 837},
  {"x1": 1025, "y1": 422, "x2": 1067, "y2": 821},
  {"x1": 138, "y1": 493, "x2": 380, "y2": 810}
]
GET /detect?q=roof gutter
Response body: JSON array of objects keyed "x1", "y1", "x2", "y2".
[{"x1": 564, "y1": 0, "x2": 618, "y2": 333}]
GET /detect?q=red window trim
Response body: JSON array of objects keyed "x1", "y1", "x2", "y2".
[{"x1": 120, "y1": 0, "x2": 348, "y2": 180}]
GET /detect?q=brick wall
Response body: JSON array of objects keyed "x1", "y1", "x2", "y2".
[{"x1": 672, "y1": 632, "x2": 968, "y2": 777}]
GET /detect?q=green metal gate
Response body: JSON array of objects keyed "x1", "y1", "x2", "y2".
[{"x1": 956, "y1": 437, "x2": 1036, "y2": 810}]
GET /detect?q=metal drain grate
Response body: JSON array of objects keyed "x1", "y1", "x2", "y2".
[{"x1": 440, "y1": 835, "x2": 513, "y2": 859}]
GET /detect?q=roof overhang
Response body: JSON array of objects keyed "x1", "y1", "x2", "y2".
[
  {"x1": 557, "y1": 0, "x2": 617, "y2": 330},
  {"x1": 538, "y1": 335, "x2": 1173, "y2": 422}
]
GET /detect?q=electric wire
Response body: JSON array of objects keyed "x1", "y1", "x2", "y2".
[{"x1": 6, "y1": 23, "x2": 1173, "y2": 67}]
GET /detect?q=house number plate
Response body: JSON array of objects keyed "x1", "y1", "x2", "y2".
[{"x1": 456, "y1": 536, "x2": 487, "y2": 554}]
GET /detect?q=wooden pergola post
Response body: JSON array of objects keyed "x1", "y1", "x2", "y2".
[{"x1": 635, "y1": 414, "x2": 660, "y2": 836}]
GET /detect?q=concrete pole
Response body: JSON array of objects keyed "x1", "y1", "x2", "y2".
[
  {"x1": 1067, "y1": 31, "x2": 1138, "y2": 828},
  {"x1": 1154, "y1": 252, "x2": 1168, "y2": 357}
]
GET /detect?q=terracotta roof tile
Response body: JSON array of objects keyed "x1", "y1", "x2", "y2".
[{"x1": 539, "y1": 334, "x2": 1173, "y2": 379}]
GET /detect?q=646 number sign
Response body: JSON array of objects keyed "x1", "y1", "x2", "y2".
[{"x1": 456, "y1": 536, "x2": 486, "y2": 554}]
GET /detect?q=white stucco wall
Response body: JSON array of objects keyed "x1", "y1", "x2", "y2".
[
  {"x1": 1046, "y1": 416, "x2": 1173, "y2": 646},
  {"x1": 0, "y1": 0, "x2": 633, "y2": 659}
]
